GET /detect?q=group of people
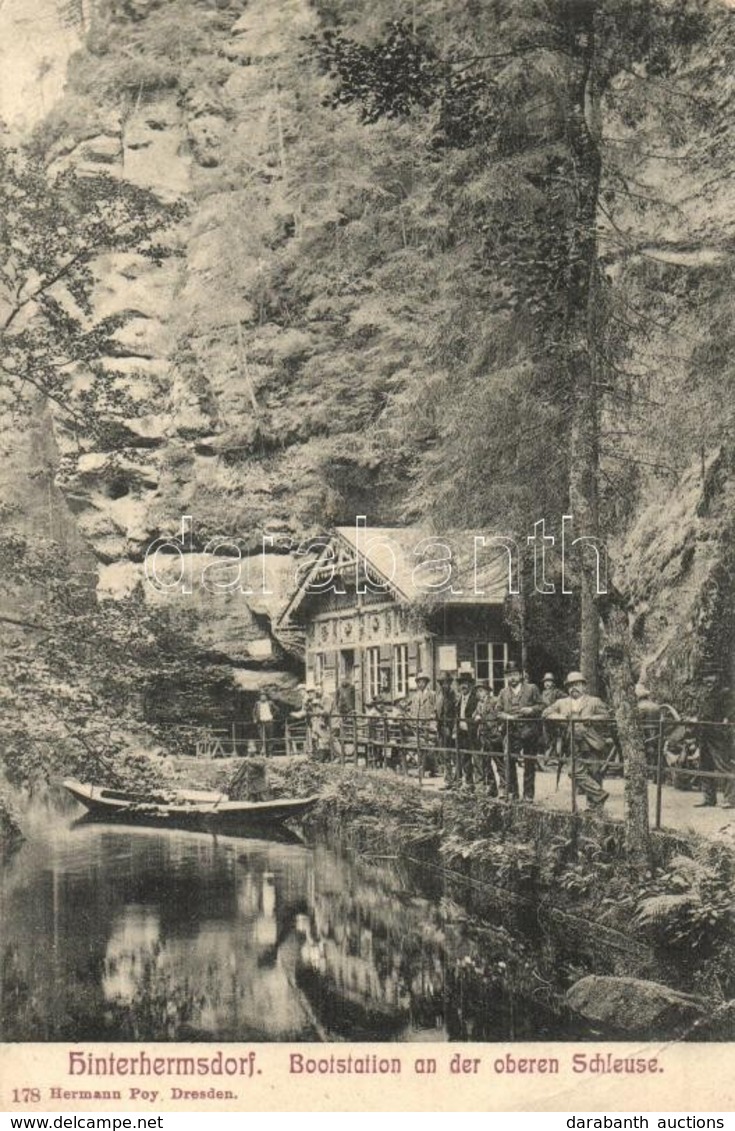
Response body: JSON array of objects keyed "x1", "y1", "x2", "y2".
[
  {"x1": 634, "y1": 683, "x2": 735, "y2": 811},
  {"x1": 283, "y1": 666, "x2": 735, "y2": 814},
  {"x1": 290, "y1": 664, "x2": 615, "y2": 810},
  {"x1": 409, "y1": 662, "x2": 612, "y2": 809}
]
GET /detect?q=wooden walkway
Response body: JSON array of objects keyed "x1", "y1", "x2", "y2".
[{"x1": 421, "y1": 767, "x2": 735, "y2": 842}]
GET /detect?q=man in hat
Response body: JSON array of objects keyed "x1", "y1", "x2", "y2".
[
  {"x1": 253, "y1": 690, "x2": 278, "y2": 756},
  {"x1": 386, "y1": 695, "x2": 410, "y2": 772},
  {"x1": 495, "y1": 662, "x2": 543, "y2": 800},
  {"x1": 691, "y1": 673, "x2": 735, "y2": 810},
  {"x1": 410, "y1": 671, "x2": 438, "y2": 776},
  {"x1": 635, "y1": 684, "x2": 663, "y2": 776},
  {"x1": 542, "y1": 672, "x2": 610, "y2": 809},
  {"x1": 436, "y1": 670, "x2": 458, "y2": 785},
  {"x1": 332, "y1": 673, "x2": 356, "y2": 761},
  {"x1": 472, "y1": 679, "x2": 501, "y2": 794},
  {"x1": 287, "y1": 683, "x2": 310, "y2": 755},
  {"x1": 454, "y1": 663, "x2": 479, "y2": 788}
]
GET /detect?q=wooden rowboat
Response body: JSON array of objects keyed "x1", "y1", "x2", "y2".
[{"x1": 62, "y1": 779, "x2": 319, "y2": 833}]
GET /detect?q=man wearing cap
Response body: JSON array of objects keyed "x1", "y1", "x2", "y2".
[
  {"x1": 454, "y1": 664, "x2": 479, "y2": 789},
  {"x1": 542, "y1": 672, "x2": 610, "y2": 809},
  {"x1": 253, "y1": 690, "x2": 278, "y2": 756},
  {"x1": 495, "y1": 662, "x2": 544, "y2": 800},
  {"x1": 541, "y1": 673, "x2": 565, "y2": 768},
  {"x1": 541, "y1": 673, "x2": 564, "y2": 710},
  {"x1": 410, "y1": 671, "x2": 438, "y2": 776}
]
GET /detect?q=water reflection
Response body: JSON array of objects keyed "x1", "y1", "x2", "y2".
[
  {"x1": 2, "y1": 825, "x2": 318, "y2": 1041},
  {"x1": 291, "y1": 861, "x2": 447, "y2": 1040},
  {"x1": 1, "y1": 816, "x2": 604, "y2": 1042}
]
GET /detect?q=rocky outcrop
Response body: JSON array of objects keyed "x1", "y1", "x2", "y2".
[
  {"x1": 566, "y1": 975, "x2": 707, "y2": 1037},
  {"x1": 98, "y1": 549, "x2": 297, "y2": 663},
  {"x1": 614, "y1": 447, "x2": 735, "y2": 714}
]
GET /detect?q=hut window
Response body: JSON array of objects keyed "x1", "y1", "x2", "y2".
[
  {"x1": 393, "y1": 644, "x2": 409, "y2": 697},
  {"x1": 366, "y1": 647, "x2": 381, "y2": 702},
  {"x1": 475, "y1": 642, "x2": 509, "y2": 693}
]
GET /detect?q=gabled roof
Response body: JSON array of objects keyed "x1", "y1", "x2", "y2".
[{"x1": 277, "y1": 525, "x2": 511, "y2": 627}]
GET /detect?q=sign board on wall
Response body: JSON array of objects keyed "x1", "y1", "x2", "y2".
[
  {"x1": 437, "y1": 644, "x2": 458, "y2": 673},
  {"x1": 322, "y1": 670, "x2": 337, "y2": 696}
]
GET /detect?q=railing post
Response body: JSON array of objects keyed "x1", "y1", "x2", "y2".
[
  {"x1": 352, "y1": 709, "x2": 358, "y2": 768},
  {"x1": 328, "y1": 712, "x2": 335, "y2": 763},
  {"x1": 655, "y1": 716, "x2": 665, "y2": 830},
  {"x1": 383, "y1": 715, "x2": 389, "y2": 772},
  {"x1": 454, "y1": 723, "x2": 460, "y2": 786},
  {"x1": 499, "y1": 719, "x2": 506, "y2": 800},
  {"x1": 400, "y1": 718, "x2": 408, "y2": 776},
  {"x1": 570, "y1": 719, "x2": 577, "y2": 815},
  {"x1": 417, "y1": 720, "x2": 423, "y2": 787}
]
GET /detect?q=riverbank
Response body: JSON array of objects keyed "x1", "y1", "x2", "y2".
[
  {"x1": 168, "y1": 755, "x2": 735, "y2": 1037},
  {"x1": 6, "y1": 755, "x2": 731, "y2": 1039}
]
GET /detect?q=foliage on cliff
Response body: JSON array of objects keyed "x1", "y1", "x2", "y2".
[
  {"x1": 0, "y1": 514, "x2": 235, "y2": 789},
  {"x1": 0, "y1": 789, "x2": 24, "y2": 857},
  {"x1": 0, "y1": 145, "x2": 184, "y2": 440}
]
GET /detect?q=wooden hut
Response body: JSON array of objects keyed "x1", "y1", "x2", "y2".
[{"x1": 276, "y1": 525, "x2": 514, "y2": 708}]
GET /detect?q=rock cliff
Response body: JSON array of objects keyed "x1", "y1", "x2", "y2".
[{"x1": 3, "y1": 0, "x2": 733, "y2": 718}]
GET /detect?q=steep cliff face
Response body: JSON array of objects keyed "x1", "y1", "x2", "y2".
[
  {"x1": 0, "y1": 0, "x2": 80, "y2": 133},
  {"x1": 6, "y1": 0, "x2": 733, "y2": 709},
  {"x1": 615, "y1": 448, "x2": 735, "y2": 715},
  {"x1": 18, "y1": 0, "x2": 324, "y2": 675},
  {"x1": 18, "y1": 0, "x2": 416, "y2": 680}
]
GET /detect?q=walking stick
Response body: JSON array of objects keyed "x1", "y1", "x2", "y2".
[
  {"x1": 555, "y1": 728, "x2": 566, "y2": 792},
  {"x1": 570, "y1": 718, "x2": 577, "y2": 815}
]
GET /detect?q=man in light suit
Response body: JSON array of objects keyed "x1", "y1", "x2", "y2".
[
  {"x1": 410, "y1": 671, "x2": 438, "y2": 776},
  {"x1": 542, "y1": 671, "x2": 611, "y2": 810}
]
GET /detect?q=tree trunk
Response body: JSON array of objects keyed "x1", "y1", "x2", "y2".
[
  {"x1": 569, "y1": 361, "x2": 600, "y2": 692},
  {"x1": 602, "y1": 595, "x2": 650, "y2": 869},
  {"x1": 564, "y1": 3, "x2": 650, "y2": 867},
  {"x1": 565, "y1": 2, "x2": 602, "y2": 694}
]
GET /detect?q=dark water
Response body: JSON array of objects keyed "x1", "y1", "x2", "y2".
[{"x1": 1, "y1": 807, "x2": 604, "y2": 1042}]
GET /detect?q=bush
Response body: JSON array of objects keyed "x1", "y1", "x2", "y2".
[
  {"x1": 0, "y1": 790, "x2": 23, "y2": 858},
  {"x1": 633, "y1": 852, "x2": 735, "y2": 952}
]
